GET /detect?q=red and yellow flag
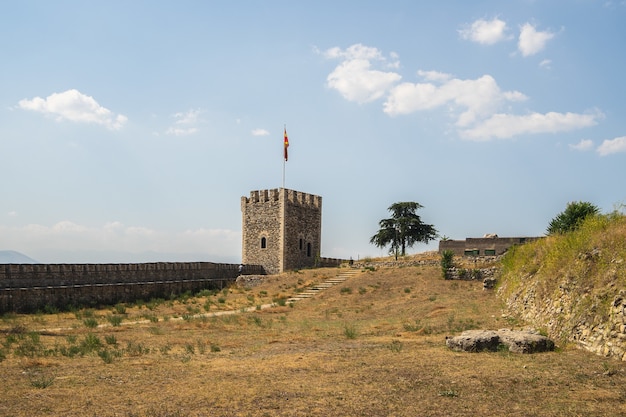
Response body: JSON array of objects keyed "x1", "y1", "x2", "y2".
[{"x1": 283, "y1": 127, "x2": 289, "y2": 161}]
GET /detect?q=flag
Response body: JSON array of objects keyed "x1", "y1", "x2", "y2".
[{"x1": 283, "y1": 127, "x2": 289, "y2": 161}]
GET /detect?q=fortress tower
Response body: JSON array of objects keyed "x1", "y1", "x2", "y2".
[{"x1": 241, "y1": 188, "x2": 322, "y2": 274}]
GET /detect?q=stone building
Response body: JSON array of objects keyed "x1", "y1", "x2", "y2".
[
  {"x1": 438, "y1": 235, "x2": 542, "y2": 257},
  {"x1": 241, "y1": 188, "x2": 322, "y2": 274}
]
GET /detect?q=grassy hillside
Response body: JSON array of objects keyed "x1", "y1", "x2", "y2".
[
  {"x1": 1, "y1": 257, "x2": 625, "y2": 416},
  {"x1": 498, "y1": 213, "x2": 626, "y2": 345}
]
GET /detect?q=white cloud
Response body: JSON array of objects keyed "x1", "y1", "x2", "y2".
[
  {"x1": 539, "y1": 59, "x2": 552, "y2": 69},
  {"x1": 460, "y1": 111, "x2": 601, "y2": 141},
  {"x1": 322, "y1": 43, "x2": 599, "y2": 141},
  {"x1": 251, "y1": 128, "x2": 270, "y2": 136},
  {"x1": 518, "y1": 23, "x2": 555, "y2": 56},
  {"x1": 166, "y1": 108, "x2": 202, "y2": 136},
  {"x1": 416, "y1": 70, "x2": 451, "y2": 83},
  {"x1": 384, "y1": 74, "x2": 527, "y2": 128},
  {"x1": 459, "y1": 18, "x2": 510, "y2": 45},
  {"x1": 18, "y1": 89, "x2": 127, "y2": 130},
  {"x1": 165, "y1": 127, "x2": 198, "y2": 136},
  {"x1": 597, "y1": 136, "x2": 626, "y2": 156},
  {"x1": 173, "y1": 109, "x2": 201, "y2": 125},
  {"x1": 324, "y1": 44, "x2": 402, "y2": 103},
  {"x1": 569, "y1": 139, "x2": 594, "y2": 151},
  {"x1": 8, "y1": 211, "x2": 17, "y2": 217}
]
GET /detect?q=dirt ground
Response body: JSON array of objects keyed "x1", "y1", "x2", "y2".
[{"x1": 1, "y1": 262, "x2": 625, "y2": 416}]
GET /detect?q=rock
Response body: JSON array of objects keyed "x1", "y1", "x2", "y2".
[
  {"x1": 446, "y1": 329, "x2": 555, "y2": 354},
  {"x1": 445, "y1": 330, "x2": 500, "y2": 352},
  {"x1": 483, "y1": 277, "x2": 497, "y2": 290},
  {"x1": 497, "y1": 329, "x2": 555, "y2": 353},
  {"x1": 235, "y1": 275, "x2": 265, "y2": 288}
]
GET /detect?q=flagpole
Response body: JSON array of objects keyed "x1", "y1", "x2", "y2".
[{"x1": 282, "y1": 124, "x2": 287, "y2": 189}]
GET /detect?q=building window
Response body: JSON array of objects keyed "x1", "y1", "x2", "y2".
[
  {"x1": 260, "y1": 237, "x2": 267, "y2": 249},
  {"x1": 307, "y1": 242, "x2": 312, "y2": 257},
  {"x1": 484, "y1": 249, "x2": 496, "y2": 256},
  {"x1": 299, "y1": 238, "x2": 303, "y2": 251}
]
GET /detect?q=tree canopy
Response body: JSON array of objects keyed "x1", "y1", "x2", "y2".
[
  {"x1": 370, "y1": 202, "x2": 437, "y2": 259},
  {"x1": 547, "y1": 201, "x2": 600, "y2": 235}
]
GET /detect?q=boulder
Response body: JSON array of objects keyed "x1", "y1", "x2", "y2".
[
  {"x1": 445, "y1": 330, "x2": 500, "y2": 352},
  {"x1": 483, "y1": 277, "x2": 497, "y2": 290},
  {"x1": 446, "y1": 329, "x2": 554, "y2": 353}
]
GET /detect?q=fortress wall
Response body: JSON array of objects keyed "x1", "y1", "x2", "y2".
[{"x1": 0, "y1": 262, "x2": 264, "y2": 313}]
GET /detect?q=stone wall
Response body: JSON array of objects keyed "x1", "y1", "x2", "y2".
[
  {"x1": 499, "y1": 273, "x2": 626, "y2": 361},
  {"x1": 241, "y1": 188, "x2": 322, "y2": 274},
  {"x1": 241, "y1": 189, "x2": 283, "y2": 274},
  {"x1": 439, "y1": 237, "x2": 542, "y2": 256},
  {"x1": 0, "y1": 262, "x2": 263, "y2": 313},
  {"x1": 283, "y1": 189, "x2": 322, "y2": 272}
]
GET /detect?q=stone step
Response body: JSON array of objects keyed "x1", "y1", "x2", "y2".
[{"x1": 285, "y1": 269, "x2": 361, "y2": 304}]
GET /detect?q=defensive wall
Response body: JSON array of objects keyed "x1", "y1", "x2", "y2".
[{"x1": 0, "y1": 262, "x2": 264, "y2": 313}]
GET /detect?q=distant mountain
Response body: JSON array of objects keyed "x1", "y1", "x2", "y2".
[{"x1": 0, "y1": 250, "x2": 39, "y2": 264}]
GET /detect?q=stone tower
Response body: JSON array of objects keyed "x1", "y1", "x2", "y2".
[{"x1": 241, "y1": 188, "x2": 322, "y2": 274}]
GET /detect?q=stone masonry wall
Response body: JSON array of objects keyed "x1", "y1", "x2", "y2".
[
  {"x1": 498, "y1": 269, "x2": 626, "y2": 361},
  {"x1": 0, "y1": 262, "x2": 263, "y2": 313},
  {"x1": 283, "y1": 189, "x2": 322, "y2": 271},
  {"x1": 241, "y1": 188, "x2": 322, "y2": 274},
  {"x1": 241, "y1": 189, "x2": 283, "y2": 274}
]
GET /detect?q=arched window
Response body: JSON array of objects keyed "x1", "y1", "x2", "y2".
[
  {"x1": 307, "y1": 242, "x2": 312, "y2": 257},
  {"x1": 260, "y1": 237, "x2": 267, "y2": 249}
]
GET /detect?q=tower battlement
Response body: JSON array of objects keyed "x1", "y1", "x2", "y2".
[{"x1": 241, "y1": 188, "x2": 321, "y2": 209}]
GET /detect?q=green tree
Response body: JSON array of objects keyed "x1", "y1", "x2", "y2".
[
  {"x1": 547, "y1": 201, "x2": 600, "y2": 235},
  {"x1": 370, "y1": 202, "x2": 437, "y2": 259}
]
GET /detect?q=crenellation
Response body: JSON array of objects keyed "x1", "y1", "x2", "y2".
[{"x1": 0, "y1": 262, "x2": 264, "y2": 313}]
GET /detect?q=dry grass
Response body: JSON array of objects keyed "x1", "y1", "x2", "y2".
[{"x1": 1, "y1": 264, "x2": 625, "y2": 416}]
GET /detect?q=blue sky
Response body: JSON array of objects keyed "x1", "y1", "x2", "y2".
[{"x1": 1, "y1": 0, "x2": 625, "y2": 263}]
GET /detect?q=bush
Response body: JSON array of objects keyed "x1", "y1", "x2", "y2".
[
  {"x1": 107, "y1": 315, "x2": 123, "y2": 327},
  {"x1": 440, "y1": 250, "x2": 455, "y2": 278}
]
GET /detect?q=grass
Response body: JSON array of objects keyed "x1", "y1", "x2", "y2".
[
  {"x1": 498, "y1": 213, "x2": 626, "y2": 343},
  {"x1": 0, "y1": 262, "x2": 625, "y2": 416}
]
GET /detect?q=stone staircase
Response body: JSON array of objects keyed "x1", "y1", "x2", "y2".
[{"x1": 286, "y1": 268, "x2": 361, "y2": 303}]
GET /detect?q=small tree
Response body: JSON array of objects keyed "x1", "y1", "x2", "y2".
[
  {"x1": 440, "y1": 250, "x2": 455, "y2": 279},
  {"x1": 370, "y1": 202, "x2": 437, "y2": 259},
  {"x1": 547, "y1": 201, "x2": 600, "y2": 235}
]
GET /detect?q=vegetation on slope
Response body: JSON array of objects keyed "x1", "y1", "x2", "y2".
[{"x1": 498, "y1": 211, "x2": 626, "y2": 343}]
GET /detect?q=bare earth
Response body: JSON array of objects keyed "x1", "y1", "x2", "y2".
[{"x1": 1, "y1": 260, "x2": 625, "y2": 416}]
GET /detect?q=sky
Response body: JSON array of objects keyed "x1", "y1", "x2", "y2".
[{"x1": 1, "y1": 0, "x2": 625, "y2": 264}]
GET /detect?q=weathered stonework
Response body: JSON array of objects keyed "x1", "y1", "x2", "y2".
[
  {"x1": 241, "y1": 188, "x2": 323, "y2": 274},
  {"x1": 439, "y1": 236, "x2": 542, "y2": 257},
  {"x1": 499, "y1": 269, "x2": 626, "y2": 361},
  {"x1": 0, "y1": 262, "x2": 261, "y2": 313}
]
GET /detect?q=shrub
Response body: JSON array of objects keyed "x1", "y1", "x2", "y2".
[
  {"x1": 114, "y1": 304, "x2": 127, "y2": 315},
  {"x1": 343, "y1": 324, "x2": 358, "y2": 339},
  {"x1": 389, "y1": 340, "x2": 403, "y2": 352},
  {"x1": 14, "y1": 332, "x2": 44, "y2": 358},
  {"x1": 107, "y1": 315, "x2": 123, "y2": 327},
  {"x1": 440, "y1": 250, "x2": 455, "y2": 278},
  {"x1": 80, "y1": 333, "x2": 102, "y2": 353},
  {"x1": 83, "y1": 318, "x2": 99, "y2": 328},
  {"x1": 29, "y1": 373, "x2": 56, "y2": 389}
]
